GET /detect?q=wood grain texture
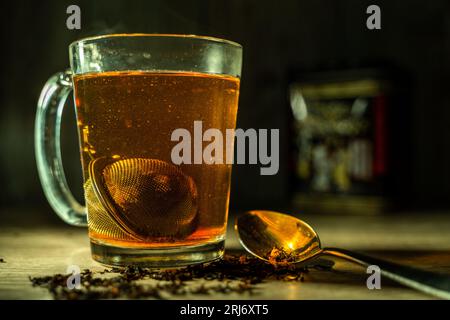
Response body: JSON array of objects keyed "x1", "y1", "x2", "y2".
[{"x1": 1, "y1": 208, "x2": 450, "y2": 299}]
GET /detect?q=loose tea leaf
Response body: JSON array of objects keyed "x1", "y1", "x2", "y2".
[
  {"x1": 29, "y1": 251, "x2": 320, "y2": 300},
  {"x1": 0, "y1": 258, "x2": 5, "y2": 263},
  {"x1": 267, "y1": 247, "x2": 301, "y2": 266}
]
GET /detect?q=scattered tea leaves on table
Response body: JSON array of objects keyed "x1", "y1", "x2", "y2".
[{"x1": 29, "y1": 251, "x2": 320, "y2": 300}]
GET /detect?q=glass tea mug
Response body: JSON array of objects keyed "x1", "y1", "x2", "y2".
[{"x1": 35, "y1": 34, "x2": 242, "y2": 267}]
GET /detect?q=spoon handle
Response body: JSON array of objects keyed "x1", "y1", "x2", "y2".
[{"x1": 322, "y1": 247, "x2": 450, "y2": 299}]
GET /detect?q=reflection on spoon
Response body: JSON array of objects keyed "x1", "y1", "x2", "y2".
[{"x1": 235, "y1": 210, "x2": 450, "y2": 299}]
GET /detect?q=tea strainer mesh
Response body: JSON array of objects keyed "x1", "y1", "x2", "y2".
[{"x1": 85, "y1": 157, "x2": 198, "y2": 241}]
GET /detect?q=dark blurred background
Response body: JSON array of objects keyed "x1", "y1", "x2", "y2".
[{"x1": 1, "y1": 0, "x2": 450, "y2": 214}]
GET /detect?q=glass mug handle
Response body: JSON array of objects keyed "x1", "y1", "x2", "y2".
[{"x1": 35, "y1": 69, "x2": 87, "y2": 226}]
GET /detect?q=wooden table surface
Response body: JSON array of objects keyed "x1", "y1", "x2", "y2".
[{"x1": 1, "y1": 207, "x2": 450, "y2": 300}]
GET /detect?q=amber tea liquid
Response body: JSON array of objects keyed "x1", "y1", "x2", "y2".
[{"x1": 74, "y1": 71, "x2": 240, "y2": 248}]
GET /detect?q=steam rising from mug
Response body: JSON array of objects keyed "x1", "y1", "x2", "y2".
[{"x1": 85, "y1": 157, "x2": 198, "y2": 241}]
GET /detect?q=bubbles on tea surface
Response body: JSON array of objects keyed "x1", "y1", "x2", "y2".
[{"x1": 87, "y1": 157, "x2": 198, "y2": 241}]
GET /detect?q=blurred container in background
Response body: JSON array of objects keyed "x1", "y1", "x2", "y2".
[{"x1": 288, "y1": 69, "x2": 411, "y2": 214}]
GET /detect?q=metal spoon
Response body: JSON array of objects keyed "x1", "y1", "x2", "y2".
[{"x1": 235, "y1": 210, "x2": 450, "y2": 299}]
